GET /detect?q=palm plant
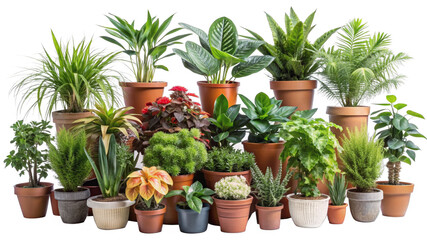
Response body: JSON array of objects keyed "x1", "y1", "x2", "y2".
[{"x1": 317, "y1": 19, "x2": 410, "y2": 107}]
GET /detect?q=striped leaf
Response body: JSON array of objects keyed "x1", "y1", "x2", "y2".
[
  {"x1": 208, "y1": 17, "x2": 238, "y2": 55},
  {"x1": 232, "y1": 56, "x2": 275, "y2": 78},
  {"x1": 186, "y1": 41, "x2": 220, "y2": 76}
]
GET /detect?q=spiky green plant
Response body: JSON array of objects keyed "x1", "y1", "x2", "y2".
[
  {"x1": 205, "y1": 147, "x2": 254, "y2": 172},
  {"x1": 328, "y1": 174, "x2": 347, "y2": 206}
]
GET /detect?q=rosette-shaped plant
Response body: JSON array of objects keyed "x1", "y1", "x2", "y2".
[{"x1": 214, "y1": 175, "x2": 251, "y2": 200}]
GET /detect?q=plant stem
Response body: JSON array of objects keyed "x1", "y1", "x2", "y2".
[
  {"x1": 387, "y1": 161, "x2": 395, "y2": 185},
  {"x1": 393, "y1": 161, "x2": 401, "y2": 185}
]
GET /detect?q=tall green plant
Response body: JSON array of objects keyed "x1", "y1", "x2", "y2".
[{"x1": 328, "y1": 174, "x2": 347, "y2": 206}]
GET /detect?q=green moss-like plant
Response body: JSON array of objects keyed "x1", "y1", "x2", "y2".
[{"x1": 205, "y1": 147, "x2": 254, "y2": 172}]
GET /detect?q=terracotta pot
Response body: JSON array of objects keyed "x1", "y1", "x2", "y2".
[
  {"x1": 50, "y1": 190, "x2": 60, "y2": 216},
  {"x1": 202, "y1": 169, "x2": 251, "y2": 225},
  {"x1": 14, "y1": 182, "x2": 53, "y2": 218},
  {"x1": 256, "y1": 204, "x2": 284, "y2": 230},
  {"x1": 52, "y1": 111, "x2": 93, "y2": 133},
  {"x1": 270, "y1": 80, "x2": 317, "y2": 111},
  {"x1": 214, "y1": 195, "x2": 253, "y2": 233},
  {"x1": 86, "y1": 195, "x2": 134, "y2": 230},
  {"x1": 376, "y1": 181, "x2": 414, "y2": 217},
  {"x1": 162, "y1": 174, "x2": 194, "y2": 224},
  {"x1": 287, "y1": 193, "x2": 330, "y2": 228},
  {"x1": 347, "y1": 188, "x2": 383, "y2": 222},
  {"x1": 197, "y1": 81, "x2": 240, "y2": 115},
  {"x1": 120, "y1": 81, "x2": 167, "y2": 117},
  {"x1": 134, "y1": 204, "x2": 166, "y2": 233},
  {"x1": 327, "y1": 203, "x2": 347, "y2": 224},
  {"x1": 242, "y1": 141, "x2": 284, "y2": 177},
  {"x1": 82, "y1": 179, "x2": 102, "y2": 216}
]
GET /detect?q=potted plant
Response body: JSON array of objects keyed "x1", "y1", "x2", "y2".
[
  {"x1": 12, "y1": 31, "x2": 119, "y2": 132},
  {"x1": 125, "y1": 166, "x2": 173, "y2": 233},
  {"x1": 279, "y1": 111, "x2": 341, "y2": 228},
  {"x1": 174, "y1": 17, "x2": 275, "y2": 114},
  {"x1": 340, "y1": 127, "x2": 384, "y2": 222},
  {"x1": 85, "y1": 135, "x2": 134, "y2": 230},
  {"x1": 165, "y1": 181, "x2": 214, "y2": 233},
  {"x1": 101, "y1": 12, "x2": 190, "y2": 115},
  {"x1": 327, "y1": 174, "x2": 348, "y2": 224},
  {"x1": 245, "y1": 8, "x2": 339, "y2": 111},
  {"x1": 4, "y1": 120, "x2": 53, "y2": 218},
  {"x1": 213, "y1": 176, "x2": 253, "y2": 233},
  {"x1": 48, "y1": 129, "x2": 92, "y2": 223},
  {"x1": 251, "y1": 163, "x2": 291, "y2": 230},
  {"x1": 371, "y1": 95, "x2": 425, "y2": 217},
  {"x1": 143, "y1": 128, "x2": 208, "y2": 224},
  {"x1": 317, "y1": 19, "x2": 410, "y2": 151}
]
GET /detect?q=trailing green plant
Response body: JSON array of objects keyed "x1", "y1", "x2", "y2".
[
  {"x1": 279, "y1": 109, "x2": 341, "y2": 197},
  {"x1": 165, "y1": 181, "x2": 214, "y2": 213},
  {"x1": 205, "y1": 147, "x2": 255, "y2": 172},
  {"x1": 328, "y1": 174, "x2": 347, "y2": 206},
  {"x1": 340, "y1": 127, "x2": 384, "y2": 192},
  {"x1": 239, "y1": 92, "x2": 296, "y2": 143},
  {"x1": 214, "y1": 175, "x2": 251, "y2": 200},
  {"x1": 143, "y1": 129, "x2": 207, "y2": 176},
  {"x1": 244, "y1": 8, "x2": 339, "y2": 81},
  {"x1": 4, "y1": 120, "x2": 53, "y2": 187},
  {"x1": 174, "y1": 17, "x2": 275, "y2": 84},
  {"x1": 317, "y1": 19, "x2": 410, "y2": 107},
  {"x1": 101, "y1": 12, "x2": 190, "y2": 83},
  {"x1": 371, "y1": 95, "x2": 426, "y2": 185},
  {"x1": 251, "y1": 162, "x2": 291, "y2": 207},
  {"x1": 48, "y1": 129, "x2": 91, "y2": 192},
  {"x1": 13, "y1": 31, "x2": 119, "y2": 117}
]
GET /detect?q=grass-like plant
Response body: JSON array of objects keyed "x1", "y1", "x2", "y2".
[
  {"x1": 317, "y1": 19, "x2": 410, "y2": 106},
  {"x1": 215, "y1": 176, "x2": 251, "y2": 200},
  {"x1": 328, "y1": 174, "x2": 347, "y2": 206},
  {"x1": 48, "y1": 129, "x2": 91, "y2": 192},
  {"x1": 165, "y1": 181, "x2": 214, "y2": 213},
  {"x1": 205, "y1": 147, "x2": 255, "y2": 172}
]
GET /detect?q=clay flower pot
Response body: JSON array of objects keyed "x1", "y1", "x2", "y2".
[
  {"x1": 14, "y1": 182, "x2": 53, "y2": 218},
  {"x1": 52, "y1": 111, "x2": 93, "y2": 132},
  {"x1": 287, "y1": 193, "x2": 330, "y2": 228},
  {"x1": 197, "y1": 81, "x2": 240, "y2": 115},
  {"x1": 270, "y1": 80, "x2": 317, "y2": 111},
  {"x1": 347, "y1": 188, "x2": 383, "y2": 222},
  {"x1": 86, "y1": 195, "x2": 134, "y2": 230},
  {"x1": 50, "y1": 190, "x2": 60, "y2": 216},
  {"x1": 134, "y1": 204, "x2": 166, "y2": 233},
  {"x1": 376, "y1": 181, "x2": 414, "y2": 217},
  {"x1": 256, "y1": 204, "x2": 284, "y2": 230},
  {"x1": 327, "y1": 203, "x2": 348, "y2": 224},
  {"x1": 54, "y1": 188, "x2": 90, "y2": 224},
  {"x1": 176, "y1": 203, "x2": 210, "y2": 233},
  {"x1": 214, "y1": 195, "x2": 253, "y2": 233},
  {"x1": 162, "y1": 174, "x2": 194, "y2": 224},
  {"x1": 242, "y1": 141, "x2": 284, "y2": 177}
]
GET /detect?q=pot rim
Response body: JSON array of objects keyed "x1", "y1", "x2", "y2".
[
  {"x1": 54, "y1": 187, "x2": 90, "y2": 201},
  {"x1": 328, "y1": 203, "x2": 348, "y2": 208},
  {"x1": 326, "y1": 106, "x2": 370, "y2": 116},
  {"x1": 197, "y1": 81, "x2": 240, "y2": 88},
  {"x1": 242, "y1": 140, "x2": 285, "y2": 146},
  {"x1": 14, "y1": 182, "x2": 53, "y2": 196},
  {"x1": 87, "y1": 195, "x2": 135, "y2": 209},
  {"x1": 202, "y1": 169, "x2": 250, "y2": 175},
  {"x1": 213, "y1": 195, "x2": 253, "y2": 203},
  {"x1": 376, "y1": 181, "x2": 414, "y2": 194},
  {"x1": 119, "y1": 81, "x2": 168, "y2": 88},
  {"x1": 346, "y1": 188, "x2": 383, "y2": 201},
  {"x1": 51, "y1": 110, "x2": 92, "y2": 116},
  {"x1": 286, "y1": 193, "x2": 330, "y2": 202},
  {"x1": 171, "y1": 173, "x2": 195, "y2": 183},
  {"x1": 256, "y1": 203, "x2": 284, "y2": 211},
  {"x1": 270, "y1": 79, "x2": 317, "y2": 90},
  {"x1": 134, "y1": 203, "x2": 167, "y2": 215},
  {"x1": 176, "y1": 202, "x2": 210, "y2": 213}
]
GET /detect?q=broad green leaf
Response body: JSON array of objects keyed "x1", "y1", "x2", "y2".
[
  {"x1": 226, "y1": 131, "x2": 246, "y2": 143},
  {"x1": 255, "y1": 92, "x2": 271, "y2": 108},
  {"x1": 179, "y1": 23, "x2": 210, "y2": 51},
  {"x1": 173, "y1": 48, "x2": 206, "y2": 75},
  {"x1": 386, "y1": 95, "x2": 397, "y2": 103},
  {"x1": 226, "y1": 104, "x2": 240, "y2": 121},
  {"x1": 406, "y1": 141, "x2": 420, "y2": 150},
  {"x1": 213, "y1": 132, "x2": 229, "y2": 142},
  {"x1": 234, "y1": 39, "x2": 265, "y2": 59},
  {"x1": 231, "y1": 56, "x2": 275, "y2": 78},
  {"x1": 393, "y1": 103, "x2": 407, "y2": 110},
  {"x1": 407, "y1": 110, "x2": 425, "y2": 119},
  {"x1": 208, "y1": 17, "x2": 238, "y2": 55},
  {"x1": 313, "y1": 27, "x2": 340, "y2": 49},
  {"x1": 186, "y1": 41, "x2": 220, "y2": 76},
  {"x1": 399, "y1": 156, "x2": 412, "y2": 165},
  {"x1": 374, "y1": 122, "x2": 387, "y2": 130},
  {"x1": 213, "y1": 94, "x2": 229, "y2": 119},
  {"x1": 217, "y1": 114, "x2": 233, "y2": 130},
  {"x1": 392, "y1": 115, "x2": 409, "y2": 130},
  {"x1": 239, "y1": 94, "x2": 256, "y2": 112},
  {"x1": 407, "y1": 150, "x2": 416, "y2": 161},
  {"x1": 210, "y1": 46, "x2": 244, "y2": 65},
  {"x1": 250, "y1": 119, "x2": 270, "y2": 133},
  {"x1": 387, "y1": 138, "x2": 405, "y2": 150}
]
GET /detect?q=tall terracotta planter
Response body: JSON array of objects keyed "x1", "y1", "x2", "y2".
[
  {"x1": 197, "y1": 81, "x2": 240, "y2": 115},
  {"x1": 14, "y1": 182, "x2": 53, "y2": 218},
  {"x1": 162, "y1": 173, "x2": 194, "y2": 224},
  {"x1": 376, "y1": 181, "x2": 414, "y2": 217},
  {"x1": 134, "y1": 205, "x2": 166, "y2": 233},
  {"x1": 270, "y1": 80, "x2": 317, "y2": 111},
  {"x1": 242, "y1": 141, "x2": 284, "y2": 177},
  {"x1": 214, "y1": 195, "x2": 253, "y2": 233},
  {"x1": 120, "y1": 82, "x2": 167, "y2": 117},
  {"x1": 52, "y1": 111, "x2": 93, "y2": 132},
  {"x1": 256, "y1": 204, "x2": 284, "y2": 230}
]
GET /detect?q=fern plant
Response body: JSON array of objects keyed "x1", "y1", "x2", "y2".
[
  {"x1": 205, "y1": 147, "x2": 255, "y2": 172},
  {"x1": 317, "y1": 19, "x2": 410, "y2": 106},
  {"x1": 328, "y1": 174, "x2": 347, "y2": 206}
]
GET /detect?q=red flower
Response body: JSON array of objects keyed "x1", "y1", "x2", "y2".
[
  {"x1": 142, "y1": 107, "x2": 149, "y2": 114},
  {"x1": 145, "y1": 102, "x2": 153, "y2": 107},
  {"x1": 186, "y1": 93, "x2": 199, "y2": 98},
  {"x1": 156, "y1": 96, "x2": 171, "y2": 105},
  {"x1": 171, "y1": 117, "x2": 178, "y2": 124},
  {"x1": 169, "y1": 86, "x2": 188, "y2": 92},
  {"x1": 193, "y1": 102, "x2": 201, "y2": 106},
  {"x1": 152, "y1": 110, "x2": 160, "y2": 116}
]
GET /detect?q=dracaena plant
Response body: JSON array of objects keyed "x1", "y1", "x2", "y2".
[
  {"x1": 165, "y1": 181, "x2": 214, "y2": 213},
  {"x1": 328, "y1": 174, "x2": 347, "y2": 206},
  {"x1": 244, "y1": 8, "x2": 340, "y2": 81},
  {"x1": 174, "y1": 17, "x2": 275, "y2": 84},
  {"x1": 101, "y1": 12, "x2": 190, "y2": 83},
  {"x1": 371, "y1": 95, "x2": 426, "y2": 185}
]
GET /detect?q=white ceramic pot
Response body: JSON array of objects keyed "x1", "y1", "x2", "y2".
[
  {"x1": 287, "y1": 193, "x2": 330, "y2": 228},
  {"x1": 87, "y1": 195, "x2": 134, "y2": 230}
]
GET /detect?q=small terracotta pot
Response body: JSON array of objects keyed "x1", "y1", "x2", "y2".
[
  {"x1": 242, "y1": 141, "x2": 284, "y2": 177},
  {"x1": 376, "y1": 181, "x2": 414, "y2": 217},
  {"x1": 214, "y1": 195, "x2": 253, "y2": 233},
  {"x1": 270, "y1": 80, "x2": 317, "y2": 111},
  {"x1": 197, "y1": 81, "x2": 240, "y2": 115},
  {"x1": 134, "y1": 204, "x2": 166, "y2": 233},
  {"x1": 50, "y1": 190, "x2": 60, "y2": 216},
  {"x1": 162, "y1": 174, "x2": 194, "y2": 224},
  {"x1": 202, "y1": 169, "x2": 251, "y2": 225},
  {"x1": 52, "y1": 111, "x2": 93, "y2": 133},
  {"x1": 256, "y1": 204, "x2": 284, "y2": 230},
  {"x1": 327, "y1": 203, "x2": 347, "y2": 224},
  {"x1": 14, "y1": 182, "x2": 53, "y2": 218}
]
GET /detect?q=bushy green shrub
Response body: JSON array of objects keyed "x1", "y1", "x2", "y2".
[
  {"x1": 215, "y1": 176, "x2": 251, "y2": 200},
  {"x1": 205, "y1": 147, "x2": 254, "y2": 172}
]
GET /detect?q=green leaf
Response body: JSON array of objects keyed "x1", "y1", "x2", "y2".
[
  {"x1": 387, "y1": 138, "x2": 405, "y2": 150},
  {"x1": 210, "y1": 46, "x2": 244, "y2": 65},
  {"x1": 165, "y1": 190, "x2": 183, "y2": 198},
  {"x1": 213, "y1": 94, "x2": 228, "y2": 119},
  {"x1": 226, "y1": 104, "x2": 240, "y2": 121},
  {"x1": 399, "y1": 156, "x2": 412, "y2": 165},
  {"x1": 173, "y1": 48, "x2": 206, "y2": 76},
  {"x1": 231, "y1": 56, "x2": 275, "y2": 78},
  {"x1": 386, "y1": 95, "x2": 397, "y2": 103},
  {"x1": 255, "y1": 92, "x2": 271, "y2": 108},
  {"x1": 190, "y1": 196, "x2": 203, "y2": 213},
  {"x1": 186, "y1": 41, "x2": 220, "y2": 76},
  {"x1": 406, "y1": 150, "x2": 416, "y2": 161},
  {"x1": 213, "y1": 132, "x2": 230, "y2": 142},
  {"x1": 234, "y1": 39, "x2": 265, "y2": 59},
  {"x1": 100, "y1": 36, "x2": 125, "y2": 50},
  {"x1": 217, "y1": 114, "x2": 233, "y2": 130},
  {"x1": 374, "y1": 122, "x2": 387, "y2": 130},
  {"x1": 394, "y1": 103, "x2": 407, "y2": 110},
  {"x1": 239, "y1": 94, "x2": 256, "y2": 112},
  {"x1": 208, "y1": 17, "x2": 238, "y2": 55},
  {"x1": 250, "y1": 119, "x2": 270, "y2": 133},
  {"x1": 226, "y1": 131, "x2": 246, "y2": 143},
  {"x1": 407, "y1": 110, "x2": 425, "y2": 119},
  {"x1": 392, "y1": 115, "x2": 409, "y2": 131},
  {"x1": 406, "y1": 141, "x2": 420, "y2": 150},
  {"x1": 179, "y1": 23, "x2": 210, "y2": 51}
]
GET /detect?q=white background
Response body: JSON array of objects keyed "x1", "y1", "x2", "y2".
[{"x1": 0, "y1": 0, "x2": 425, "y2": 239}]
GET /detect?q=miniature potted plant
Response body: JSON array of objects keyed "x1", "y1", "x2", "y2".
[
  {"x1": 327, "y1": 174, "x2": 348, "y2": 224},
  {"x1": 125, "y1": 166, "x2": 173, "y2": 233},
  {"x1": 4, "y1": 120, "x2": 53, "y2": 218},
  {"x1": 48, "y1": 129, "x2": 92, "y2": 223},
  {"x1": 101, "y1": 12, "x2": 190, "y2": 115},
  {"x1": 213, "y1": 176, "x2": 253, "y2": 233},
  {"x1": 143, "y1": 128, "x2": 208, "y2": 224},
  {"x1": 165, "y1": 181, "x2": 214, "y2": 233},
  {"x1": 174, "y1": 17, "x2": 275, "y2": 114},
  {"x1": 371, "y1": 95, "x2": 425, "y2": 217},
  {"x1": 245, "y1": 8, "x2": 339, "y2": 111},
  {"x1": 340, "y1": 127, "x2": 384, "y2": 222},
  {"x1": 85, "y1": 135, "x2": 134, "y2": 230},
  {"x1": 279, "y1": 111, "x2": 341, "y2": 228},
  {"x1": 251, "y1": 163, "x2": 291, "y2": 230}
]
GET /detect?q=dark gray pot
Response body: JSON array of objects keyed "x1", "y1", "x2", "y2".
[
  {"x1": 54, "y1": 187, "x2": 90, "y2": 224},
  {"x1": 176, "y1": 203, "x2": 210, "y2": 233},
  {"x1": 347, "y1": 188, "x2": 383, "y2": 222}
]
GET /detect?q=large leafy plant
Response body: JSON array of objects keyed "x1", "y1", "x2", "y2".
[
  {"x1": 239, "y1": 92, "x2": 296, "y2": 143},
  {"x1": 245, "y1": 8, "x2": 339, "y2": 80},
  {"x1": 174, "y1": 17, "x2": 275, "y2": 84},
  {"x1": 317, "y1": 19, "x2": 410, "y2": 106},
  {"x1": 205, "y1": 147, "x2": 255, "y2": 173},
  {"x1": 371, "y1": 95, "x2": 425, "y2": 185},
  {"x1": 165, "y1": 181, "x2": 214, "y2": 213},
  {"x1": 101, "y1": 12, "x2": 190, "y2": 83}
]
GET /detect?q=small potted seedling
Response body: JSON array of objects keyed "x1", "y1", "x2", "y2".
[{"x1": 327, "y1": 174, "x2": 348, "y2": 224}]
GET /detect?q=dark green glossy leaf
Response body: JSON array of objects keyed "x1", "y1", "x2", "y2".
[
  {"x1": 231, "y1": 56, "x2": 275, "y2": 78},
  {"x1": 213, "y1": 94, "x2": 228, "y2": 119},
  {"x1": 208, "y1": 17, "x2": 238, "y2": 55},
  {"x1": 387, "y1": 138, "x2": 405, "y2": 150},
  {"x1": 226, "y1": 104, "x2": 240, "y2": 121},
  {"x1": 392, "y1": 115, "x2": 409, "y2": 131},
  {"x1": 406, "y1": 141, "x2": 420, "y2": 150},
  {"x1": 407, "y1": 150, "x2": 416, "y2": 161}
]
